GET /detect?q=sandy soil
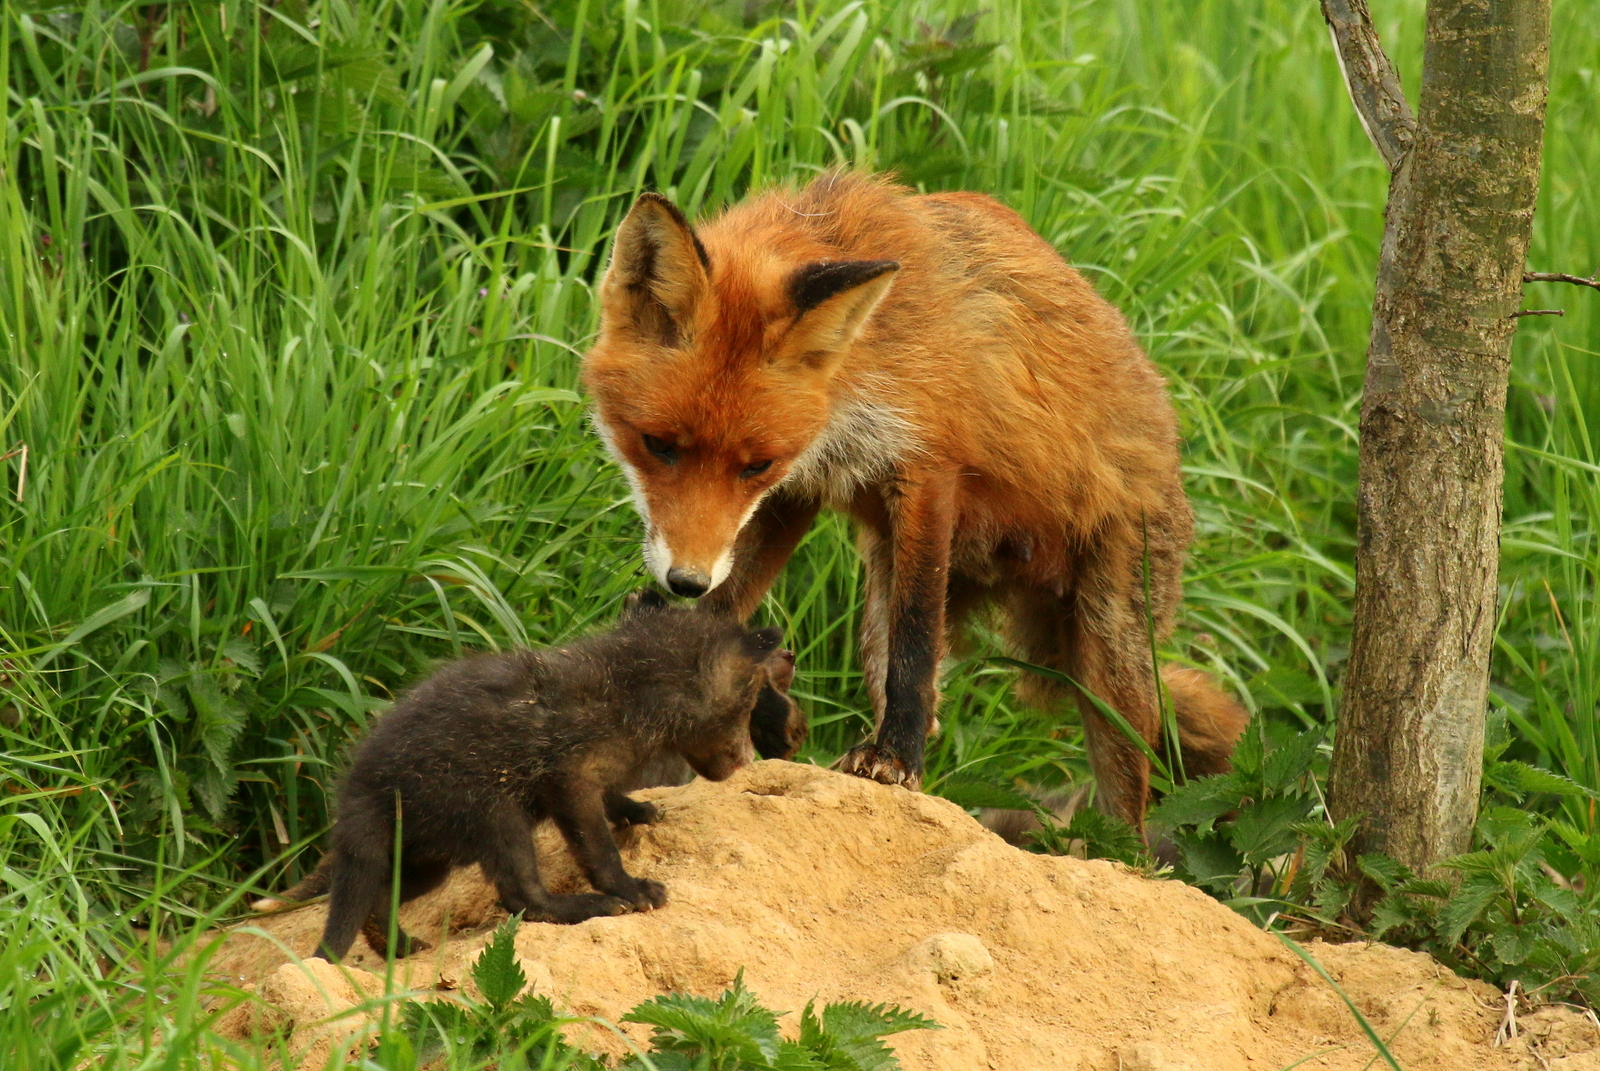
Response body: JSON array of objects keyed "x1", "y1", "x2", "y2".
[{"x1": 209, "y1": 761, "x2": 1600, "y2": 1070}]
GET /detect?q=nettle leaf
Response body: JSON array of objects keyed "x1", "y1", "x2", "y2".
[
  {"x1": 932, "y1": 775, "x2": 1039, "y2": 813},
  {"x1": 189, "y1": 670, "x2": 247, "y2": 773},
  {"x1": 1485, "y1": 761, "x2": 1597, "y2": 802},
  {"x1": 1261, "y1": 726, "x2": 1325, "y2": 794},
  {"x1": 620, "y1": 1052, "x2": 696, "y2": 1071},
  {"x1": 1230, "y1": 718, "x2": 1267, "y2": 781},
  {"x1": 220, "y1": 635, "x2": 262, "y2": 677},
  {"x1": 1292, "y1": 815, "x2": 1360, "y2": 886},
  {"x1": 1177, "y1": 832, "x2": 1246, "y2": 893},
  {"x1": 371, "y1": 1027, "x2": 419, "y2": 1071},
  {"x1": 402, "y1": 1000, "x2": 477, "y2": 1062},
  {"x1": 1060, "y1": 808, "x2": 1150, "y2": 868},
  {"x1": 1371, "y1": 893, "x2": 1427, "y2": 939},
  {"x1": 798, "y1": 999, "x2": 939, "y2": 1071},
  {"x1": 1491, "y1": 925, "x2": 1540, "y2": 967},
  {"x1": 1148, "y1": 772, "x2": 1245, "y2": 831},
  {"x1": 190, "y1": 761, "x2": 240, "y2": 821},
  {"x1": 624, "y1": 975, "x2": 781, "y2": 1067},
  {"x1": 1357, "y1": 853, "x2": 1414, "y2": 892},
  {"x1": 1531, "y1": 877, "x2": 1581, "y2": 918},
  {"x1": 774, "y1": 1040, "x2": 828, "y2": 1071},
  {"x1": 1476, "y1": 806, "x2": 1544, "y2": 850},
  {"x1": 472, "y1": 916, "x2": 527, "y2": 1011},
  {"x1": 1228, "y1": 795, "x2": 1314, "y2": 866},
  {"x1": 1549, "y1": 820, "x2": 1600, "y2": 867},
  {"x1": 1394, "y1": 878, "x2": 1453, "y2": 901},
  {"x1": 1482, "y1": 700, "x2": 1516, "y2": 761},
  {"x1": 1438, "y1": 879, "x2": 1506, "y2": 946}
]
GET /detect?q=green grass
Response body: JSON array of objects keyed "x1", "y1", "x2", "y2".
[{"x1": 3, "y1": 0, "x2": 1600, "y2": 1063}]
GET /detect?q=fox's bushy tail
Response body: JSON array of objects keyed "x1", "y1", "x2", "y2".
[{"x1": 1161, "y1": 664, "x2": 1250, "y2": 780}]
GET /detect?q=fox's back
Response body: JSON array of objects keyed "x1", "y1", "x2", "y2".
[{"x1": 696, "y1": 174, "x2": 1184, "y2": 536}]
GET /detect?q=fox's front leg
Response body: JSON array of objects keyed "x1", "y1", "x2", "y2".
[
  {"x1": 699, "y1": 493, "x2": 820, "y2": 621},
  {"x1": 839, "y1": 471, "x2": 955, "y2": 790}
]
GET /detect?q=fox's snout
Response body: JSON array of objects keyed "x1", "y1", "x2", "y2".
[
  {"x1": 640, "y1": 517, "x2": 744, "y2": 598},
  {"x1": 665, "y1": 566, "x2": 712, "y2": 598}
]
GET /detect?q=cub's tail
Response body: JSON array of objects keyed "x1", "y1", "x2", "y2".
[
  {"x1": 251, "y1": 852, "x2": 333, "y2": 912},
  {"x1": 1161, "y1": 664, "x2": 1250, "y2": 780}
]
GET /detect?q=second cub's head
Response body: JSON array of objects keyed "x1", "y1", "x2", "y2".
[
  {"x1": 582, "y1": 192, "x2": 897, "y2": 599},
  {"x1": 621, "y1": 590, "x2": 794, "y2": 781}
]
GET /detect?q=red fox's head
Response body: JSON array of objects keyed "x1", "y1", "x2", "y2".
[{"x1": 582, "y1": 193, "x2": 897, "y2": 598}]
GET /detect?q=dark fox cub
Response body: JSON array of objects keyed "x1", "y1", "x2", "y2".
[{"x1": 280, "y1": 591, "x2": 804, "y2": 963}]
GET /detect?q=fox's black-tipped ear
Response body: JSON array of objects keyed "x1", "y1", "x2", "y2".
[
  {"x1": 622, "y1": 587, "x2": 671, "y2": 617},
  {"x1": 600, "y1": 193, "x2": 710, "y2": 347},
  {"x1": 782, "y1": 260, "x2": 898, "y2": 366},
  {"x1": 743, "y1": 626, "x2": 784, "y2": 656}
]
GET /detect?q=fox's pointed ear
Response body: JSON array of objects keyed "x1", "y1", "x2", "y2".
[
  {"x1": 600, "y1": 193, "x2": 710, "y2": 346},
  {"x1": 781, "y1": 260, "x2": 898, "y2": 367}
]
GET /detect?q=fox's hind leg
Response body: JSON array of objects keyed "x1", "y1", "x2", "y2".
[{"x1": 1006, "y1": 522, "x2": 1178, "y2": 832}]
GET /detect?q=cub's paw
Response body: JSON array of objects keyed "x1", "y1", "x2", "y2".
[
  {"x1": 609, "y1": 876, "x2": 669, "y2": 912},
  {"x1": 360, "y1": 918, "x2": 429, "y2": 960},
  {"x1": 544, "y1": 893, "x2": 632, "y2": 924},
  {"x1": 610, "y1": 797, "x2": 661, "y2": 827},
  {"x1": 837, "y1": 743, "x2": 922, "y2": 790}
]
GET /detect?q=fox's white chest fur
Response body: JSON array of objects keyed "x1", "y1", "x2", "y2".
[{"x1": 781, "y1": 390, "x2": 919, "y2": 507}]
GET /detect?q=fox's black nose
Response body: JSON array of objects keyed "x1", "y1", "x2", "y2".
[{"x1": 666, "y1": 567, "x2": 711, "y2": 598}]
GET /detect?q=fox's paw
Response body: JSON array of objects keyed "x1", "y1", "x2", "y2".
[{"x1": 837, "y1": 743, "x2": 922, "y2": 790}]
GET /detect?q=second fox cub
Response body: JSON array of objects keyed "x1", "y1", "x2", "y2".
[
  {"x1": 287, "y1": 592, "x2": 801, "y2": 963},
  {"x1": 583, "y1": 171, "x2": 1247, "y2": 829}
]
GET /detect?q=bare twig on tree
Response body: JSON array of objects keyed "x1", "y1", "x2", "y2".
[
  {"x1": 1524, "y1": 271, "x2": 1600, "y2": 292},
  {"x1": 1511, "y1": 309, "x2": 1564, "y2": 318},
  {"x1": 1320, "y1": 0, "x2": 1417, "y2": 171}
]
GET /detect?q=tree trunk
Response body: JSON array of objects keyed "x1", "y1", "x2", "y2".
[{"x1": 1324, "y1": 0, "x2": 1550, "y2": 875}]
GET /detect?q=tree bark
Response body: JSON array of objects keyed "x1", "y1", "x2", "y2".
[{"x1": 1324, "y1": 0, "x2": 1550, "y2": 875}]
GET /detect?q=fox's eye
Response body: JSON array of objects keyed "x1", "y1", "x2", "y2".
[
  {"x1": 642, "y1": 434, "x2": 677, "y2": 462},
  {"x1": 740, "y1": 460, "x2": 773, "y2": 479}
]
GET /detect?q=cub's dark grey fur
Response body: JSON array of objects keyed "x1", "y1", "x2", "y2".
[{"x1": 292, "y1": 592, "x2": 802, "y2": 962}]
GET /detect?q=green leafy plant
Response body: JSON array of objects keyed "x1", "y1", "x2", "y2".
[
  {"x1": 1029, "y1": 804, "x2": 1154, "y2": 870},
  {"x1": 383, "y1": 921, "x2": 937, "y2": 1071},
  {"x1": 622, "y1": 974, "x2": 938, "y2": 1071},
  {"x1": 1362, "y1": 808, "x2": 1600, "y2": 1006},
  {"x1": 1146, "y1": 715, "x2": 1328, "y2": 914},
  {"x1": 388, "y1": 917, "x2": 604, "y2": 1071}
]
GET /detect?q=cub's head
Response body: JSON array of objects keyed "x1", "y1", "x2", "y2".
[
  {"x1": 582, "y1": 192, "x2": 897, "y2": 598},
  {"x1": 622, "y1": 591, "x2": 803, "y2": 781}
]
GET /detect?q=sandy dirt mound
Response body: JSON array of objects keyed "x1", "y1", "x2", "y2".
[{"x1": 210, "y1": 761, "x2": 1600, "y2": 1070}]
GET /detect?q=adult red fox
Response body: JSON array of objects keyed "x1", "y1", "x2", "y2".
[{"x1": 581, "y1": 171, "x2": 1247, "y2": 829}]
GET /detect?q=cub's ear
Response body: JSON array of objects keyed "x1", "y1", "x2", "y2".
[
  {"x1": 622, "y1": 587, "x2": 671, "y2": 617},
  {"x1": 600, "y1": 193, "x2": 710, "y2": 347},
  {"x1": 743, "y1": 626, "x2": 784, "y2": 656},
  {"x1": 782, "y1": 260, "x2": 898, "y2": 367}
]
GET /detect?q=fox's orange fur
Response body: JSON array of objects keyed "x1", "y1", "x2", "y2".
[{"x1": 582, "y1": 172, "x2": 1247, "y2": 828}]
